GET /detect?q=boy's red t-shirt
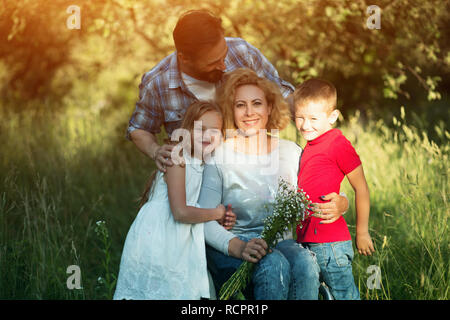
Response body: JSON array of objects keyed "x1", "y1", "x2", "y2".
[{"x1": 297, "y1": 128, "x2": 361, "y2": 243}]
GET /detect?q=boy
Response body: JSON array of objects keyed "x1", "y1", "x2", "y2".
[{"x1": 294, "y1": 78, "x2": 375, "y2": 300}]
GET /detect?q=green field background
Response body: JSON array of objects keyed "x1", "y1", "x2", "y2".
[{"x1": 0, "y1": 0, "x2": 448, "y2": 300}]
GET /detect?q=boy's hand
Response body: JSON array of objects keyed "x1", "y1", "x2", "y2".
[{"x1": 356, "y1": 232, "x2": 375, "y2": 256}]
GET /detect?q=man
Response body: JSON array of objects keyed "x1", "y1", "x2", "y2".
[{"x1": 127, "y1": 9, "x2": 294, "y2": 172}]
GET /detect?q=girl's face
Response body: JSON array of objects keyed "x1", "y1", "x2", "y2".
[
  {"x1": 233, "y1": 84, "x2": 271, "y2": 136},
  {"x1": 192, "y1": 111, "x2": 223, "y2": 159}
]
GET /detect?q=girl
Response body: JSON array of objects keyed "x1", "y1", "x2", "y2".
[{"x1": 114, "y1": 101, "x2": 232, "y2": 300}]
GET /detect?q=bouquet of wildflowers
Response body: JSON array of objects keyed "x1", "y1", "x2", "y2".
[{"x1": 218, "y1": 178, "x2": 314, "y2": 300}]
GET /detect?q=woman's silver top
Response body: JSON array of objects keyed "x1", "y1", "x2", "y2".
[{"x1": 197, "y1": 138, "x2": 302, "y2": 255}]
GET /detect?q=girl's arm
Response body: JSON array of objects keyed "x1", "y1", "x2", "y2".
[
  {"x1": 346, "y1": 164, "x2": 375, "y2": 256},
  {"x1": 165, "y1": 164, "x2": 225, "y2": 223}
]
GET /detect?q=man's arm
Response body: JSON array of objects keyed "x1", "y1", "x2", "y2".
[
  {"x1": 130, "y1": 129, "x2": 173, "y2": 172},
  {"x1": 127, "y1": 70, "x2": 176, "y2": 172}
]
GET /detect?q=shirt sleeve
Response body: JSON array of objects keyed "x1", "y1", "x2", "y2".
[
  {"x1": 244, "y1": 40, "x2": 295, "y2": 98},
  {"x1": 197, "y1": 162, "x2": 236, "y2": 255},
  {"x1": 333, "y1": 135, "x2": 362, "y2": 175},
  {"x1": 126, "y1": 74, "x2": 164, "y2": 140}
]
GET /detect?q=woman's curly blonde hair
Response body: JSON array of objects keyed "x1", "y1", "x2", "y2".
[{"x1": 216, "y1": 68, "x2": 291, "y2": 132}]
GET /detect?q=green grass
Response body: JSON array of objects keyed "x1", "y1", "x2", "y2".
[{"x1": 0, "y1": 102, "x2": 448, "y2": 299}]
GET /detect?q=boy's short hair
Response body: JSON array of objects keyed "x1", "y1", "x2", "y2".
[
  {"x1": 293, "y1": 78, "x2": 337, "y2": 113},
  {"x1": 173, "y1": 9, "x2": 224, "y2": 60}
]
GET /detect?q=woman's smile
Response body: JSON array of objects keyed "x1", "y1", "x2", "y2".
[
  {"x1": 242, "y1": 118, "x2": 260, "y2": 126},
  {"x1": 233, "y1": 84, "x2": 271, "y2": 135}
]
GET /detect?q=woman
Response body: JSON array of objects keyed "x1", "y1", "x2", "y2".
[{"x1": 197, "y1": 68, "x2": 348, "y2": 299}]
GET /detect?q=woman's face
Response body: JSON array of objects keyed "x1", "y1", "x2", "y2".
[{"x1": 233, "y1": 84, "x2": 271, "y2": 136}]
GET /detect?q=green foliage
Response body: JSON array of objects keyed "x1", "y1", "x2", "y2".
[
  {"x1": 0, "y1": 0, "x2": 448, "y2": 301},
  {"x1": 94, "y1": 220, "x2": 117, "y2": 299},
  {"x1": 1, "y1": 0, "x2": 448, "y2": 119},
  {"x1": 0, "y1": 95, "x2": 448, "y2": 299}
]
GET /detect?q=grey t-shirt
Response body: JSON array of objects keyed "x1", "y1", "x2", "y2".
[{"x1": 197, "y1": 138, "x2": 302, "y2": 255}]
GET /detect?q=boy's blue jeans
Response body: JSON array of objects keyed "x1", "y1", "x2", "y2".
[
  {"x1": 206, "y1": 238, "x2": 320, "y2": 300},
  {"x1": 304, "y1": 240, "x2": 360, "y2": 300}
]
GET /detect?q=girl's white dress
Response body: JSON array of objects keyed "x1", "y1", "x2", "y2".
[{"x1": 113, "y1": 155, "x2": 211, "y2": 300}]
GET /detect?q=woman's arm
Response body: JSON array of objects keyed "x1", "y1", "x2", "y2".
[
  {"x1": 198, "y1": 163, "x2": 238, "y2": 255},
  {"x1": 166, "y1": 164, "x2": 225, "y2": 223},
  {"x1": 346, "y1": 165, "x2": 374, "y2": 256},
  {"x1": 313, "y1": 192, "x2": 349, "y2": 224}
]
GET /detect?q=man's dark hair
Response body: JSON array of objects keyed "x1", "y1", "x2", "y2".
[{"x1": 173, "y1": 9, "x2": 224, "y2": 59}]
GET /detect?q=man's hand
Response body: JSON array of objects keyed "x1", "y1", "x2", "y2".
[
  {"x1": 312, "y1": 192, "x2": 349, "y2": 224},
  {"x1": 154, "y1": 144, "x2": 174, "y2": 172},
  {"x1": 130, "y1": 129, "x2": 176, "y2": 172}
]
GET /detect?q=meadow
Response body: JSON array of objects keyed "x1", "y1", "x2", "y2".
[
  {"x1": 1, "y1": 0, "x2": 449, "y2": 301},
  {"x1": 0, "y1": 96, "x2": 448, "y2": 299}
]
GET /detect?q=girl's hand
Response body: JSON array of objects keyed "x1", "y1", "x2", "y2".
[
  {"x1": 356, "y1": 232, "x2": 375, "y2": 256},
  {"x1": 312, "y1": 192, "x2": 348, "y2": 224},
  {"x1": 222, "y1": 204, "x2": 237, "y2": 230},
  {"x1": 215, "y1": 204, "x2": 226, "y2": 222}
]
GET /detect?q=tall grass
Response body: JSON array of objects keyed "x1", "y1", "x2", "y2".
[
  {"x1": 0, "y1": 101, "x2": 448, "y2": 299},
  {"x1": 338, "y1": 109, "x2": 449, "y2": 300}
]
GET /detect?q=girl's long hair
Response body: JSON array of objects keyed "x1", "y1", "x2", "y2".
[{"x1": 138, "y1": 100, "x2": 222, "y2": 209}]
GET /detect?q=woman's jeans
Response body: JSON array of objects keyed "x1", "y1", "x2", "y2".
[
  {"x1": 206, "y1": 238, "x2": 320, "y2": 300},
  {"x1": 304, "y1": 240, "x2": 360, "y2": 300}
]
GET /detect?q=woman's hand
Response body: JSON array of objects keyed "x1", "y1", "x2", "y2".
[
  {"x1": 240, "y1": 238, "x2": 269, "y2": 263},
  {"x1": 312, "y1": 192, "x2": 349, "y2": 224}
]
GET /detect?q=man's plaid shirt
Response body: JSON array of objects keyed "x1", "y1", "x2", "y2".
[{"x1": 127, "y1": 37, "x2": 294, "y2": 139}]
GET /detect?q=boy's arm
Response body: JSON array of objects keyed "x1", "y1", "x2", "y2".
[
  {"x1": 166, "y1": 164, "x2": 225, "y2": 223},
  {"x1": 346, "y1": 164, "x2": 375, "y2": 256}
]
